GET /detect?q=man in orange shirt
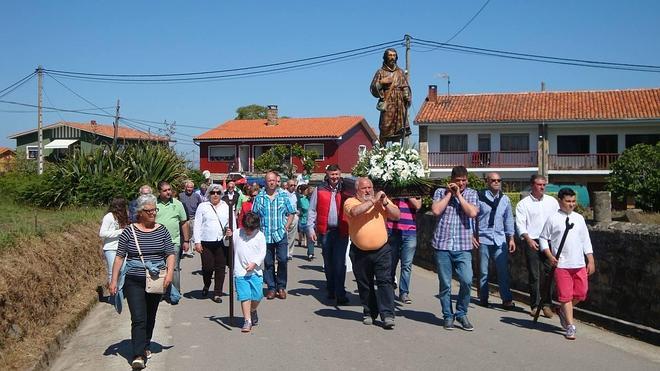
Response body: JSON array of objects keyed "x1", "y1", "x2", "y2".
[{"x1": 345, "y1": 177, "x2": 400, "y2": 329}]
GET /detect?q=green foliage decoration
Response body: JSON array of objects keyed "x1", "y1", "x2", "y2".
[
  {"x1": 607, "y1": 143, "x2": 660, "y2": 211},
  {"x1": 253, "y1": 144, "x2": 295, "y2": 178}
]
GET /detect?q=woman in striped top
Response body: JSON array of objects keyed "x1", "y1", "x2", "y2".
[{"x1": 110, "y1": 194, "x2": 175, "y2": 369}]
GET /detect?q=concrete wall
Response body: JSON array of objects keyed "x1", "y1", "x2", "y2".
[{"x1": 414, "y1": 213, "x2": 660, "y2": 329}]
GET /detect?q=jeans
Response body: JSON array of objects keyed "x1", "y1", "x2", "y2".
[
  {"x1": 104, "y1": 250, "x2": 117, "y2": 284},
  {"x1": 350, "y1": 243, "x2": 395, "y2": 320},
  {"x1": 306, "y1": 233, "x2": 315, "y2": 257},
  {"x1": 320, "y1": 228, "x2": 348, "y2": 298},
  {"x1": 524, "y1": 239, "x2": 553, "y2": 309},
  {"x1": 434, "y1": 249, "x2": 473, "y2": 319},
  {"x1": 173, "y1": 243, "x2": 181, "y2": 292},
  {"x1": 200, "y1": 241, "x2": 228, "y2": 296},
  {"x1": 478, "y1": 243, "x2": 513, "y2": 303},
  {"x1": 264, "y1": 237, "x2": 288, "y2": 290},
  {"x1": 124, "y1": 275, "x2": 162, "y2": 358},
  {"x1": 388, "y1": 230, "x2": 417, "y2": 296}
]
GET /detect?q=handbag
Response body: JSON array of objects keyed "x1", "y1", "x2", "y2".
[{"x1": 131, "y1": 225, "x2": 167, "y2": 294}]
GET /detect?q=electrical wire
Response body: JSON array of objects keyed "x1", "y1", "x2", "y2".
[
  {"x1": 445, "y1": 0, "x2": 491, "y2": 44},
  {"x1": 0, "y1": 72, "x2": 36, "y2": 99},
  {"x1": 43, "y1": 39, "x2": 403, "y2": 78}
]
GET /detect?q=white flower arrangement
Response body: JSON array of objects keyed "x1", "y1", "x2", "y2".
[{"x1": 352, "y1": 143, "x2": 427, "y2": 188}]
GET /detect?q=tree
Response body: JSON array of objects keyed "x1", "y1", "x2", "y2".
[
  {"x1": 292, "y1": 144, "x2": 318, "y2": 175},
  {"x1": 607, "y1": 143, "x2": 660, "y2": 211},
  {"x1": 253, "y1": 145, "x2": 296, "y2": 178},
  {"x1": 235, "y1": 104, "x2": 267, "y2": 120}
]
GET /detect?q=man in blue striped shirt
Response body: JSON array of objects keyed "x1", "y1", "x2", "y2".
[
  {"x1": 472, "y1": 172, "x2": 516, "y2": 309},
  {"x1": 252, "y1": 171, "x2": 295, "y2": 300},
  {"x1": 431, "y1": 166, "x2": 478, "y2": 331}
]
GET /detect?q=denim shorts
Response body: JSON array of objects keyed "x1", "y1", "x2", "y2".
[{"x1": 235, "y1": 274, "x2": 264, "y2": 302}]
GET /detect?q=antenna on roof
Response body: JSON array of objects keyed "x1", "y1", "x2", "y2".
[{"x1": 541, "y1": 81, "x2": 546, "y2": 91}]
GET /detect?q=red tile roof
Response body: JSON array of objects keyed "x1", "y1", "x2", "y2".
[
  {"x1": 195, "y1": 116, "x2": 377, "y2": 141},
  {"x1": 8, "y1": 121, "x2": 169, "y2": 141},
  {"x1": 0, "y1": 147, "x2": 14, "y2": 155},
  {"x1": 415, "y1": 88, "x2": 660, "y2": 124}
]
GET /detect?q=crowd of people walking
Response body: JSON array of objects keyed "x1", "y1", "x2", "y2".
[{"x1": 101, "y1": 165, "x2": 595, "y2": 369}]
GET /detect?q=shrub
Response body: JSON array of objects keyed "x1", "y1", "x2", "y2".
[{"x1": 607, "y1": 143, "x2": 660, "y2": 211}]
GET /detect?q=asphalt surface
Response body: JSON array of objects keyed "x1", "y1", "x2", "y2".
[{"x1": 50, "y1": 245, "x2": 659, "y2": 371}]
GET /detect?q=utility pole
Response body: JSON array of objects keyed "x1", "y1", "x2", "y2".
[
  {"x1": 113, "y1": 99, "x2": 120, "y2": 147},
  {"x1": 37, "y1": 66, "x2": 44, "y2": 175}
]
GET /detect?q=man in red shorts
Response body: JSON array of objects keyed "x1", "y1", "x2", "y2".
[{"x1": 539, "y1": 188, "x2": 595, "y2": 340}]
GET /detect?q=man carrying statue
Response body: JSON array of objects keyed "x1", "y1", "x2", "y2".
[{"x1": 370, "y1": 48, "x2": 412, "y2": 144}]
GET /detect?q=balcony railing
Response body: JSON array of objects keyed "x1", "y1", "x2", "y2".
[
  {"x1": 548, "y1": 153, "x2": 619, "y2": 170},
  {"x1": 428, "y1": 151, "x2": 538, "y2": 168}
]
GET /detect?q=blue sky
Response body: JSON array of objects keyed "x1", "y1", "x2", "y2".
[{"x1": 1, "y1": 1, "x2": 658, "y2": 165}]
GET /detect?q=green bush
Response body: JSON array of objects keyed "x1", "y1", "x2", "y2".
[{"x1": 608, "y1": 143, "x2": 660, "y2": 211}]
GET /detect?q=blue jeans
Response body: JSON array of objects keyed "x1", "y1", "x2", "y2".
[
  {"x1": 264, "y1": 237, "x2": 288, "y2": 290},
  {"x1": 434, "y1": 250, "x2": 473, "y2": 319},
  {"x1": 479, "y1": 243, "x2": 513, "y2": 303},
  {"x1": 320, "y1": 228, "x2": 348, "y2": 298},
  {"x1": 388, "y1": 230, "x2": 417, "y2": 296}
]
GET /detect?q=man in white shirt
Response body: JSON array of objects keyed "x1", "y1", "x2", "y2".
[
  {"x1": 540, "y1": 188, "x2": 595, "y2": 340},
  {"x1": 515, "y1": 174, "x2": 559, "y2": 318}
]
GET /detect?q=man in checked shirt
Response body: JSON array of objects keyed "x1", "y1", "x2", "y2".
[{"x1": 431, "y1": 166, "x2": 479, "y2": 331}]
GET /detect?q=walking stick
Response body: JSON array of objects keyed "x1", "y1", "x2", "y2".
[
  {"x1": 533, "y1": 216, "x2": 574, "y2": 325},
  {"x1": 228, "y1": 201, "x2": 235, "y2": 326}
]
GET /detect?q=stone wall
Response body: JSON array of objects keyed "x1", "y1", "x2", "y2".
[{"x1": 414, "y1": 213, "x2": 660, "y2": 329}]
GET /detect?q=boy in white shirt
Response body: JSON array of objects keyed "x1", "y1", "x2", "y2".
[
  {"x1": 233, "y1": 211, "x2": 267, "y2": 333},
  {"x1": 539, "y1": 188, "x2": 596, "y2": 340}
]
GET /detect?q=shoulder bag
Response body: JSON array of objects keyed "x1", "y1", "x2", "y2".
[{"x1": 131, "y1": 225, "x2": 167, "y2": 294}]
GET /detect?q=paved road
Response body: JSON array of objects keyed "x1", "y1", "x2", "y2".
[{"x1": 51, "y1": 245, "x2": 659, "y2": 370}]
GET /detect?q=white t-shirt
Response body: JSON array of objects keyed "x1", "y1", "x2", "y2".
[
  {"x1": 539, "y1": 210, "x2": 593, "y2": 269},
  {"x1": 233, "y1": 228, "x2": 267, "y2": 277},
  {"x1": 515, "y1": 193, "x2": 559, "y2": 239},
  {"x1": 99, "y1": 212, "x2": 124, "y2": 251}
]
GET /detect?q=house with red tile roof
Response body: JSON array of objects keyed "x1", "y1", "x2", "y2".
[
  {"x1": 0, "y1": 147, "x2": 15, "y2": 173},
  {"x1": 194, "y1": 106, "x2": 377, "y2": 175},
  {"x1": 415, "y1": 86, "x2": 660, "y2": 192},
  {"x1": 8, "y1": 120, "x2": 170, "y2": 160}
]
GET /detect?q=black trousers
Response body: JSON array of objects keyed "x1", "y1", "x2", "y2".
[
  {"x1": 124, "y1": 275, "x2": 162, "y2": 358},
  {"x1": 349, "y1": 242, "x2": 395, "y2": 320},
  {"x1": 524, "y1": 238, "x2": 553, "y2": 308},
  {"x1": 201, "y1": 241, "x2": 228, "y2": 296}
]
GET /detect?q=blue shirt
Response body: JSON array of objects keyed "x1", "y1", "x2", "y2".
[
  {"x1": 432, "y1": 187, "x2": 478, "y2": 251},
  {"x1": 252, "y1": 189, "x2": 296, "y2": 243},
  {"x1": 476, "y1": 190, "x2": 515, "y2": 246}
]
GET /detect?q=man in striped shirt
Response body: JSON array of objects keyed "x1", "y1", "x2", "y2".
[
  {"x1": 431, "y1": 166, "x2": 479, "y2": 331},
  {"x1": 387, "y1": 197, "x2": 421, "y2": 304},
  {"x1": 252, "y1": 171, "x2": 295, "y2": 300}
]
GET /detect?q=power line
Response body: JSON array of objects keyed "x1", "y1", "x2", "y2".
[
  {"x1": 445, "y1": 0, "x2": 491, "y2": 44},
  {"x1": 0, "y1": 72, "x2": 36, "y2": 99},
  {"x1": 43, "y1": 39, "x2": 403, "y2": 78},
  {"x1": 410, "y1": 38, "x2": 660, "y2": 72}
]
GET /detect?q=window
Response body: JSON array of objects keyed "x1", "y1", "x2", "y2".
[
  {"x1": 439, "y1": 134, "x2": 467, "y2": 152},
  {"x1": 500, "y1": 134, "x2": 529, "y2": 151},
  {"x1": 358, "y1": 145, "x2": 367, "y2": 157},
  {"x1": 304, "y1": 144, "x2": 325, "y2": 160},
  {"x1": 254, "y1": 144, "x2": 291, "y2": 162},
  {"x1": 557, "y1": 135, "x2": 589, "y2": 154},
  {"x1": 625, "y1": 134, "x2": 660, "y2": 148},
  {"x1": 26, "y1": 146, "x2": 38, "y2": 159},
  {"x1": 597, "y1": 135, "x2": 618, "y2": 153},
  {"x1": 478, "y1": 134, "x2": 491, "y2": 152},
  {"x1": 208, "y1": 146, "x2": 235, "y2": 162}
]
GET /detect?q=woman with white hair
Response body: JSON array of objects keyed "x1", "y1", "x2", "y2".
[
  {"x1": 110, "y1": 194, "x2": 175, "y2": 369},
  {"x1": 193, "y1": 184, "x2": 236, "y2": 302}
]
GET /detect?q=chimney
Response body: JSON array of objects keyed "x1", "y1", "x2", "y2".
[
  {"x1": 427, "y1": 85, "x2": 438, "y2": 102},
  {"x1": 541, "y1": 81, "x2": 546, "y2": 91},
  {"x1": 90, "y1": 120, "x2": 97, "y2": 126},
  {"x1": 266, "y1": 105, "x2": 278, "y2": 126}
]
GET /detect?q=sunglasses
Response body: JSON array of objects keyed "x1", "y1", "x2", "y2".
[
  {"x1": 209, "y1": 191, "x2": 222, "y2": 195},
  {"x1": 142, "y1": 208, "x2": 159, "y2": 214},
  {"x1": 489, "y1": 179, "x2": 502, "y2": 183}
]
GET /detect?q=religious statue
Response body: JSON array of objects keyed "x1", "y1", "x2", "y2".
[{"x1": 370, "y1": 48, "x2": 412, "y2": 144}]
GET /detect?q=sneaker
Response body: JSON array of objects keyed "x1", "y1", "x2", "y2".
[
  {"x1": 212, "y1": 296, "x2": 223, "y2": 303},
  {"x1": 362, "y1": 316, "x2": 374, "y2": 325},
  {"x1": 131, "y1": 356, "x2": 146, "y2": 369},
  {"x1": 308, "y1": 255, "x2": 314, "y2": 261},
  {"x1": 251, "y1": 310, "x2": 259, "y2": 326},
  {"x1": 557, "y1": 307, "x2": 568, "y2": 330},
  {"x1": 144, "y1": 349, "x2": 152, "y2": 359},
  {"x1": 400, "y1": 293, "x2": 412, "y2": 304},
  {"x1": 383, "y1": 317, "x2": 395, "y2": 329},
  {"x1": 443, "y1": 317, "x2": 455, "y2": 330},
  {"x1": 542, "y1": 306, "x2": 554, "y2": 319},
  {"x1": 242, "y1": 319, "x2": 252, "y2": 333},
  {"x1": 565, "y1": 324, "x2": 576, "y2": 340},
  {"x1": 201, "y1": 286, "x2": 209, "y2": 297},
  {"x1": 456, "y1": 316, "x2": 474, "y2": 331}
]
